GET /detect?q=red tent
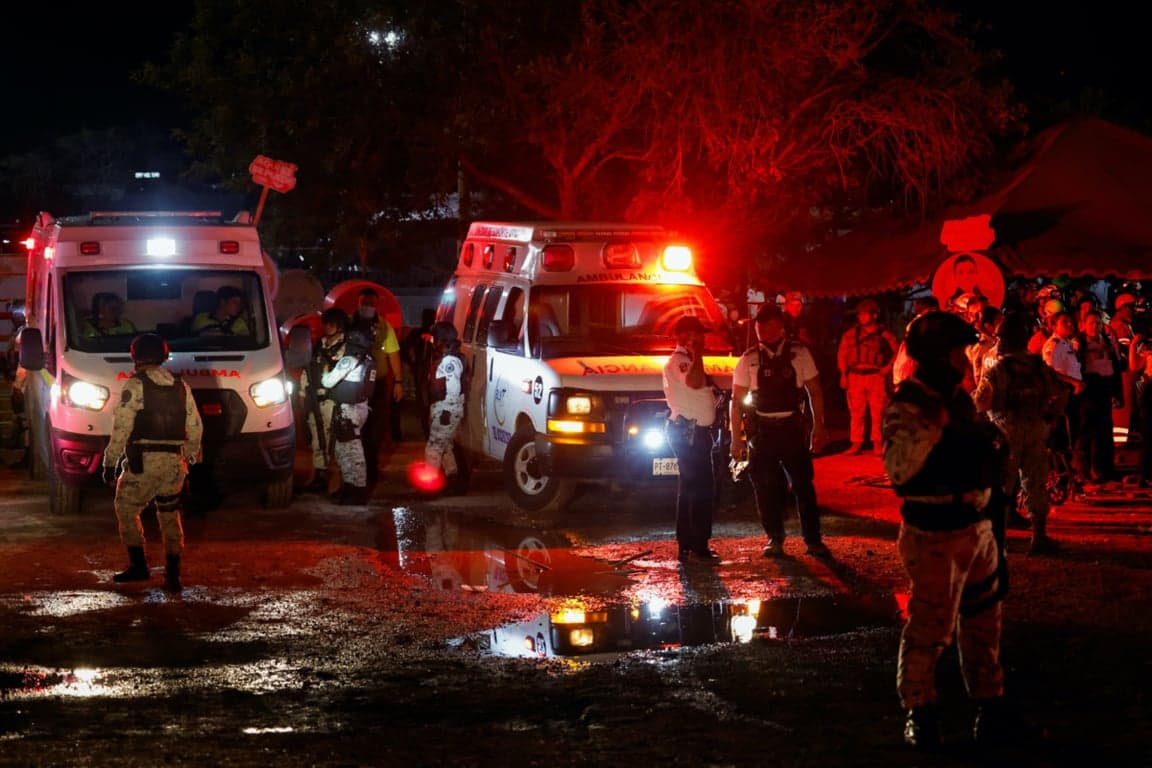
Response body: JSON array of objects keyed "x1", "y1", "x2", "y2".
[{"x1": 769, "y1": 119, "x2": 1152, "y2": 297}]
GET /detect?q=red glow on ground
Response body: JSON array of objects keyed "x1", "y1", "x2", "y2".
[{"x1": 408, "y1": 461, "x2": 445, "y2": 493}]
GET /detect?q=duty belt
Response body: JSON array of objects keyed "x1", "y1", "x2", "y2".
[
  {"x1": 130, "y1": 443, "x2": 182, "y2": 453},
  {"x1": 849, "y1": 365, "x2": 881, "y2": 374},
  {"x1": 904, "y1": 489, "x2": 989, "y2": 507}
]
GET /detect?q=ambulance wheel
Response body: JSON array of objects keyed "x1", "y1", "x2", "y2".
[
  {"x1": 47, "y1": 460, "x2": 81, "y2": 516},
  {"x1": 263, "y1": 475, "x2": 294, "y2": 509},
  {"x1": 504, "y1": 428, "x2": 573, "y2": 513},
  {"x1": 505, "y1": 534, "x2": 558, "y2": 592}
]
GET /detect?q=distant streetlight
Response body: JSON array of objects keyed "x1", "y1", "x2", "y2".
[{"x1": 367, "y1": 28, "x2": 403, "y2": 51}]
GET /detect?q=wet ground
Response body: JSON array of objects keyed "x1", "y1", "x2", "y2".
[{"x1": 1, "y1": 437, "x2": 1151, "y2": 767}]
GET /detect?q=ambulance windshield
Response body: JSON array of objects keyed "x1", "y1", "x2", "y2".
[
  {"x1": 63, "y1": 269, "x2": 270, "y2": 353},
  {"x1": 529, "y1": 284, "x2": 730, "y2": 357}
]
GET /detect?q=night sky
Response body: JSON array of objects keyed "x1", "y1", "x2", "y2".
[{"x1": 0, "y1": 2, "x2": 1148, "y2": 152}]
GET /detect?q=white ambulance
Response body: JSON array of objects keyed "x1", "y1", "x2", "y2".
[
  {"x1": 18, "y1": 210, "x2": 306, "y2": 514},
  {"x1": 439, "y1": 221, "x2": 736, "y2": 512}
]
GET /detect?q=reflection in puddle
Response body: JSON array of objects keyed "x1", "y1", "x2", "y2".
[
  {"x1": 3, "y1": 590, "x2": 133, "y2": 617},
  {"x1": 453, "y1": 593, "x2": 900, "y2": 658},
  {"x1": 390, "y1": 507, "x2": 628, "y2": 595},
  {"x1": 0, "y1": 667, "x2": 110, "y2": 698}
]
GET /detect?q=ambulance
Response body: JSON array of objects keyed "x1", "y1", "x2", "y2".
[
  {"x1": 18, "y1": 210, "x2": 305, "y2": 515},
  {"x1": 438, "y1": 221, "x2": 736, "y2": 512}
]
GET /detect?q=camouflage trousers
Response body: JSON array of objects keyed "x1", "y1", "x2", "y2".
[
  {"x1": 998, "y1": 418, "x2": 1052, "y2": 529},
  {"x1": 309, "y1": 399, "x2": 369, "y2": 488},
  {"x1": 847, "y1": 372, "x2": 888, "y2": 446},
  {"x1": 426, "y1": 398, "x2": 464, "y2": 476},
  {"x1": 114, "y1": 452, "x2": 188, "y2": 556},
  {"x1": 896, "y1": 519, "x2": 1004, "y2": 709}
]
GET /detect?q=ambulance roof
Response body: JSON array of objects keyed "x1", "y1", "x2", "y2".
[{"x1": 466, "y1": 221, "x2": 669, "y2": 243}]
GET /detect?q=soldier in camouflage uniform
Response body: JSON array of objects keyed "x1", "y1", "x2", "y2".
[
  {"x1": 301, "y1": 308, "x2": 348, "y2": 494},
  {"x1": 319, "y1": 326, "x2": 375, "y2": 505},
  {"x1": 103, "y1": 333, "x2": 203, "y2": 593},
  {"x1": 881, "y1": 311, "x2": 1009, "y2": 750},
  {"x1": 425, "y1": 321, "x2": 466, "y2": 492},
  {"x1": 974, "y1": 311, "x2": 1069, "y2": 556}
]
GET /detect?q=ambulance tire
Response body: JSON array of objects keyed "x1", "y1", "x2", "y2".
[
  {"x1": 505, "y1": 533, "x2": 560, "y2": 592},
  {"x1": 262, "y1": 475, "x2": 294, "y2": 509},
  {"x1": 504, "y1": 428, "x2": 573, "y2": 513},
  {"x1": 47, "y1": 457, "x2": 81, "y2": 516}
]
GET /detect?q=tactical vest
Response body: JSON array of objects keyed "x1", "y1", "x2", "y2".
[
  {"x1": 128, "y1": 372, "x2": 186, "y2": 443},
  {"x1": 329, "y1": 354, "x2": 377, "y2": 404},
  {"x1": 755, "y1": 343, "x2": 802, "y2": 414}
]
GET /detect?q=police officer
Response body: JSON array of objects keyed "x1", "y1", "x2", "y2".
[
  {"x1": 320, "y1": 327, "x2": 376, "y2": 504},
  {"x1": 974, "y1": 311, "x2": 1069, "y2": 556},
  {"x1": 301, "y1": 308, "x2": 349, "y2": 494},
  {"x1": 881, "y1": 311, "x2": 1008, "y2": 749},
  {"x1": 425, "y1": 322, "x2": 466, "y2": 493},
  {"x1": 663, "y1": 315, "x2": 722, "y2": 561},
  {"x1": 730, "y1": 304, "x2": 829, "y2": 558},
  {"x1": 103, "y1": 333, "x2": 203, "y2": 592}
]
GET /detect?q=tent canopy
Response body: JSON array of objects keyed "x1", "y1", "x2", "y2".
[{"x1": 771, "y1": 119, "x2": 1152, "y2": 298}]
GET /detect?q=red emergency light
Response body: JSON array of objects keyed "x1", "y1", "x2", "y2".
[
  {"x1": 541, "y1": 244, "x2": 575, "y2": 271},
  {"x1": 219, "y1": 240, "x2": 240, "y2": 254},
  {"x1": 79, "y1": 241, "x2": 101, "y2": 255},
  {"x1": 22, "y1": 237, "x2": 35, "y2": 250}
]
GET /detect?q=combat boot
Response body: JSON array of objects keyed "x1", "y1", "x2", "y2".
[
  {"x1": 113, "y1": 546, "x2": 150, "y2": 582},
  {"x1": 164, "y1": 554, "x2": 182, "y2": 593},
  {"x1": 304, "y1": 469, "x2": 328, "y2": 494},
  {"x1": 904, "y1": 704, "x2": 941, "y2": 750},
  {"x1": 338, "y1": 484, "x2": 370, "y2": 506}
]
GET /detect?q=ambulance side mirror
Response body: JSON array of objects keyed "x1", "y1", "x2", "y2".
[
  {"x1": 284, "y1": 325, "x2": 312, "y2": 368},
  {"x1": 486, "y1": 320, "x2": 512, "y2": 347},
  {"x1": 16, "y1": 327, "x2": 44, "y2": 372}
]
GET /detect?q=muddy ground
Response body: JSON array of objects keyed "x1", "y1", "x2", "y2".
[{"x1": 0, "y1": 438, "x2": 1150, "y2": 767}]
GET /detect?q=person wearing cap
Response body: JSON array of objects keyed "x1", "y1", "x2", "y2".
[
  {"x1": 837, "y1": 298, "x2": 898, "y2": 454},
  {"x1": 730, "y1": 303, "x2": 830, "y2": 558},
  {"x1": 663, "y1": 315, "x2": 723, "y2": 562},
  {"x1": 1109, "y1": 292, "x2": 1138, "y2": 350},
  {"x1": 881, "y1": 311, "x2": 1008, "y2": 750}
]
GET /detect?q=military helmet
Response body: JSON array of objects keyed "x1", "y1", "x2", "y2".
[
  {"x1": 904, "y1": 311, "x2": 979, "y2": 363},
  {"x1": 855, "y1": 298, "x2": 880, "y2": 314},
  {"x1": 430, "y1": 321, "x2": 459, "y2": 343},
  {"x1": 130, "y1": 333, "x2": 169, "y2": 365}
]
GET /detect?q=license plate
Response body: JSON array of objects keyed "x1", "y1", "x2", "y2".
[{"x1": 652, "y1": 457, "x2": 679, "y2": 476}]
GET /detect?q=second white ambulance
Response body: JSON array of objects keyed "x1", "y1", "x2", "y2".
[{"x1": 438, "y1": 221, "x2": 736, "y2": 512}]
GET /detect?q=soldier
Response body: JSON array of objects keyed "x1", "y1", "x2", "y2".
[
  {"x1": 662, "y1": 315, "x2": 722, "y2": 562},
  {"x1": 837, "y1": 298, "x2": 897, "y2": 454},
  {"x1": 881, "y1": 311, "x2": 1008, "y2": 749},
  {"x1": 892, "y1": 296, "x2": 939, "y2": 387},
  {"x1": 425, "y1": 321, "x2": 467, "y2": 493},
  {"x1": 300, "y1": 308, "x2": 349, "y2": 494},
  {"x1": 974, "y1": 311, "x2": 1069, "y2": 556},
  {"x1": 730, "y1": 304, "x2": 829, "y2": 558},
  {"x1": 319, "y1": 326, "x2": 376, "y2": 505},
  {"x1": 102, "y1": 333, "x2": 203, "y2": 593}
]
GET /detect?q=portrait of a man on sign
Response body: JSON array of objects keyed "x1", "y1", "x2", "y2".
[{"x1": 930, "y1": 251, "x2": 1004, "y2": 311}]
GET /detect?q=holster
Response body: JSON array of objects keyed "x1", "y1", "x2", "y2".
[
  {"x1": 665, "y1": 415, "x2": 696, "y2": 447},
  {"x1": 125, "y1": 445, "x2": 145, "y2": 474},
  {"x1": 333, "y1": 411, "x2": 358, "y2": 442}
]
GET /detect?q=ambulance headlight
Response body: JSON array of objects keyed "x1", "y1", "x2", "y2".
[
  {"x1": 642, "y1": 428, "x2": 665, "y2": 451},
  {"x1": 566, "y1": 395, "x2": 592, "y2": 415},
  {"x1": 64, "y1": 378, "x2": 109, "y2": 411},
  {"x1": 250, "y1": 377, "x2": 288, "y2": 407}
]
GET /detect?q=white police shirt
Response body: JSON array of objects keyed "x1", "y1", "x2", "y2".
[{"x1": 663, "y1": 345, "x2": 719, "y2": 426}]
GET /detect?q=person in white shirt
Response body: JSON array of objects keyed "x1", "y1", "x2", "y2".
[
  {"x1": 730, "y1": 304, "x2": 829, "y2": 558},
  {"x1": 663, "y1": 316, "x2": 722, "y2": 562},
  {"x1": 1042, "y1": 310, "x2": 1085, "y2": 480}
]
